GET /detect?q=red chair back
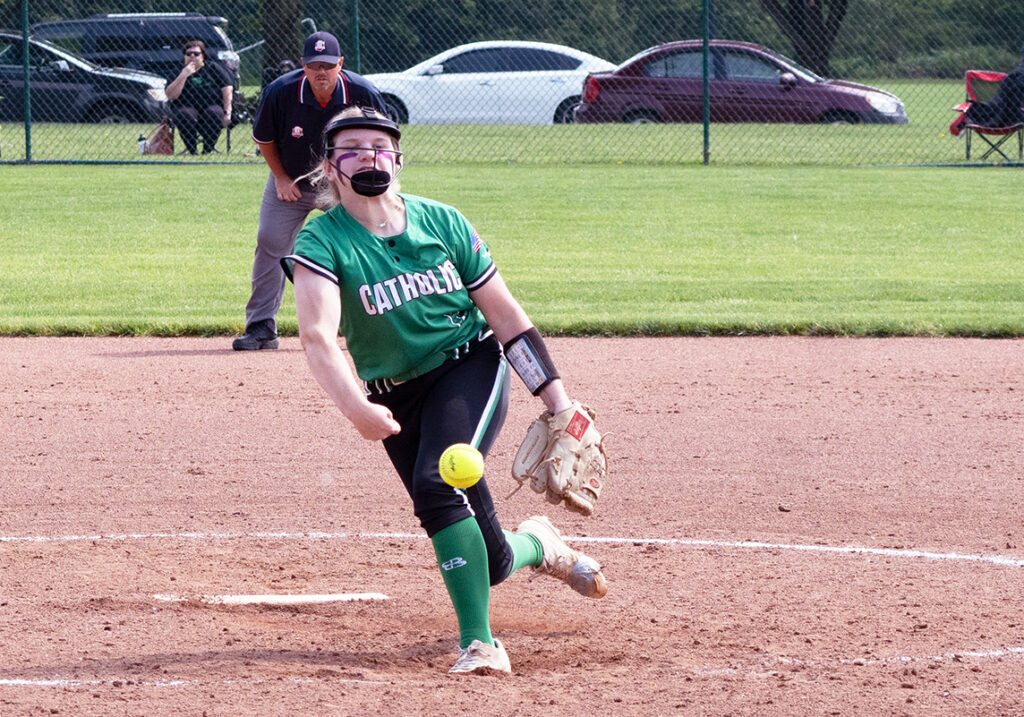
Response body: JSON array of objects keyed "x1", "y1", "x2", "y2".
[{"x1": 964, "y1": 70, "x2": 1007, "y2": 103}]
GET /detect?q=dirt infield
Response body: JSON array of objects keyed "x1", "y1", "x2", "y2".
[{"x1": 3, "y1": 336, "x2": 1023, "y2": 716}]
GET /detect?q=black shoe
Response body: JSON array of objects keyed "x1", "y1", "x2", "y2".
[{"x1": 232, "y1": 320, "x2": 279, "y2": 351}]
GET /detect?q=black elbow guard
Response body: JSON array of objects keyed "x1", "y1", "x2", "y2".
[{"x1": 503, "y1": 327, "x2": 560, "y2": 396}]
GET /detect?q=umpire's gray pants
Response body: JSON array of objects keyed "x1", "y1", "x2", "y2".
[{"x1": 244, "y1": 175, "x2": 321, "y2": 332}]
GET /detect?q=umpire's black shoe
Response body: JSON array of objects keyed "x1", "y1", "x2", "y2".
[{"x1": 232, "y1": 320, "x2": 279, "y2": 351}]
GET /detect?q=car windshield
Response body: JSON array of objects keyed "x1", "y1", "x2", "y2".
[
  {"x1": 24, "y1": 35, "x2": 99, "y2": 71},
  {"x1": 617, "y1": 42, "x2": 825, "y2": 83},
  {"x1": 617, "y1": 45, "x2": 662, "y2": 70},
  {"x1": 757, "y1": 45, "x2": 824, "y2": 82}
]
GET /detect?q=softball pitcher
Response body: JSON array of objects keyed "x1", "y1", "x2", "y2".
[{"x1": 282, "y1": 106, "x2": 607, "y2": 674}]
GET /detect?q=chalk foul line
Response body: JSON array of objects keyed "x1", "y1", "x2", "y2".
[
  {"x1": 575, "y1": 535, "x2": 1024, "y2": 568},
  {"x1": 152, "y1": 593, "x2": 389, "y2": 605},
  {"x1": 0, "y1": 676, "x2": 389, "y2": 688},
  {"x1": 1, "y1": 529, "x2": 1022, "y2": 567}
]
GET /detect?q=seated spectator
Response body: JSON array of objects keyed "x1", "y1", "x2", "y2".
[
  {"x1": 966, "y1": 47, "x2": 1024, "y2": 128},
  {"x1": 165, "y1": 40, "x2": 234, "y2": 154},
  {"x1": 262, "y1": 59, "x2": 297, "y2": 92}
]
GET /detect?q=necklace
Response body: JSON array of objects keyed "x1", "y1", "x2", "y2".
[{"x1": 370, "y1": 199, "x2": 403, "y2": 232}]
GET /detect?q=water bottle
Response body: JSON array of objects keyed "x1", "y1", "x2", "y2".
[{"x1": 137, "y1": 134, "x2": 148, "y2": 154}]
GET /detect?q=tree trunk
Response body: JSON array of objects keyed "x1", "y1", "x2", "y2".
[
  {"x1": 262, "y1": 0, "x2": 305, "y2": 77},
  {"x1": 758, "y1": 0, "x2": 849, "y2": 77}
]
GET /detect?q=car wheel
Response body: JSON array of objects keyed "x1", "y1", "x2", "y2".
[
  {"x1": 624, "y1": 109, "x2": 661, "y2": 124},
  {"x1": 382, "y1": 95, "x2": 408, "y2": 125},
  {"x1": 820, "y1": 110, "x2": 859, "y2": 125},
  {"x1": 554, "y1": 97, "x2": 581, "y2": 124},
  {"x1": 89, "y1": 101, "x2": 136, "y2": 124}
]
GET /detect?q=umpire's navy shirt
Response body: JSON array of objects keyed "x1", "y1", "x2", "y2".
[{"x1": 252, "y1": 68, "x2": 385, "y2": 184}]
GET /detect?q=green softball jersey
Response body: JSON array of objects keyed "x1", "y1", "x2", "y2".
[{"x1": 283, "y1": 194, "x2": 497, "y2": 382}]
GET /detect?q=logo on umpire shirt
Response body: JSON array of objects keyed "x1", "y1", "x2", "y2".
[{"x1": 291, "y1": 126, "x2": 304, "y2": 138}]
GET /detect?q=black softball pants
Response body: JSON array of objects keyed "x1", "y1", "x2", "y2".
[{"x1": 368, "y1": 334, "x2": 515, "y2": 585}]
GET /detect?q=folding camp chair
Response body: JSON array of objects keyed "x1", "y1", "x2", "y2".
[
  {"x1": 167, "y1": 107, "x2": 245, "y2": 155},
  {"x1": 949, "y1": 70, "x2": 1024, "y2": 161},
  {"x1": 171, "y1": 93, "x2": 251, "y2": 154}
]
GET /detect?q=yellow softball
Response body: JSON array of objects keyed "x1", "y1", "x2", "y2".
[{"x1": 439, "y1": 443, "x2": 484, "y2": 489}]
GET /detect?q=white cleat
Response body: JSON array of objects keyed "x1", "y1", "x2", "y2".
[
  {"x1": 448, "y1": 639, "x2": 512, "y2": 674},
  {"x1": 516, "y1": 515, "x2": 608, "y2": 598}
]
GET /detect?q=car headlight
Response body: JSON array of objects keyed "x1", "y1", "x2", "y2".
[
  {"x1": 149, "y1": 88, "x2": 167, "y2": 102},
  {"x1": 866, "y1": 93, "x2": 900, "y2": 116},
  {"x1": 218, "y1": 51, "x2": 241, "y2": 72}
]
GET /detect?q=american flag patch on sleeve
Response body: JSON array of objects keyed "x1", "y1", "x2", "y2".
[{"x1": 471, "y1": 230, "x2": 483, "y2": 253}]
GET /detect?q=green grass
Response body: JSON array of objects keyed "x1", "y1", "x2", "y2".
[{"x1": 2, "y1": 162, "x2": 1022, "y2": 337}]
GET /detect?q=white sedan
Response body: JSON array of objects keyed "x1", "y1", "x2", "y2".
[{"x1": 364, "y1": 40, "x2": 615, "y2": 125}]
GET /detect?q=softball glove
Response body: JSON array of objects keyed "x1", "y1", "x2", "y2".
[{"x1": 511, "y1": 401, "x2": 606, "y2": 516}]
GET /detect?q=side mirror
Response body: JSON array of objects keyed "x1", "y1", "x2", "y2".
[
  {"x1": 779, "y1": 71, "x2": 797, "y2": 88},
  {"x1": 424, "y1": 64, "x2": 443, "y2": 76}
]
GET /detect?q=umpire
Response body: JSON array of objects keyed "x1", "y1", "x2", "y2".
[{"x1": 233, "y1": 31, "x2": 386, "y2": 350}]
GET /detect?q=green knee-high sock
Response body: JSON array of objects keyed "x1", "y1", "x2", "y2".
[
  {"x1": 503, "y1": 529, "x2": 543, "y2": 573},
  {"x1": 431, "y1": 517, "x2": 493, "y2": 649}
]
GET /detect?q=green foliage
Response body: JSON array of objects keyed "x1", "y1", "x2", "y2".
[
  {"x1": 17, "y1": 0, "x2": 1024, "y2": 82},
  {"x1": 836, "y1": 45, "x2": 1021, "y2": 80},
  {"x1": 2, "y1": 162, "x2": 1022, "y2": 338},
  {"x1": 825, "y1": 0, "x2": 1024, "y2": 78}
]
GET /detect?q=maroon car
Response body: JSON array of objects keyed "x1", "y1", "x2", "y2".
[{"x1": 575, "y1": 39, "x2": 908, "y2": 125}]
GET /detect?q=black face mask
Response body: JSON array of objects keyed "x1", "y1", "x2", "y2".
[{"x1": 348, "y1": 169, "x2": 392, "y2": 197}]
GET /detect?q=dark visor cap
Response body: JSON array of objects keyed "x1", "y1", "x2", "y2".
[{"x1": 322, "y1": 107, "x2": 401, "y2": 153}]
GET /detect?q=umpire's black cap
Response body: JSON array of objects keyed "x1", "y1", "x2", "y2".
[{"x1": 303, "y1": 31, "x2": 342, "y2": 65}]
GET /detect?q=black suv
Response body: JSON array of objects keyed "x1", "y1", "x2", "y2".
[
  {"x1": 0, "y1": 31, "x2": 167, "y2": 122},
  {"x1": 31, "y1": 13, "x2": 240, "y2": 86}
]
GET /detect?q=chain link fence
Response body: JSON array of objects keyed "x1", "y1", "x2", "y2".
[{"x1": 2, "y1": 0, "x2": 1022, "y2": 165}]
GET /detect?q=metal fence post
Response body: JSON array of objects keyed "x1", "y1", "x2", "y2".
[
  {"x1": 350, "y1": 0, "x2": 361, "y2": 74},
  {"x1": 703, "y1": 0, "x2": 711, "y2": 165},
  {"x1": 22, "y1": 0, "x2": 32, "y2": 162}
]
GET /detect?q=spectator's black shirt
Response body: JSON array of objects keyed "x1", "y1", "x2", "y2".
[
  {"x1": 170, "y1": 61, "x2": 234, "y2": 111},
  {"x1": 252, "y1": 68, "x2": 385, "y2": 181},
  {"x1": 995, "y1": 65, "x2": 1024, "y2": 124}
]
